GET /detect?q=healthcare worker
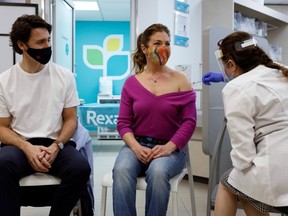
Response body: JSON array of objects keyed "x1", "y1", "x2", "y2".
[{"x1": 205, "y1": 31, "x2": 288, "y2": 216}]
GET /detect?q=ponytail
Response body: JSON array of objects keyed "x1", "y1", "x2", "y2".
[
  {"x1": 252, "y1": 48, "x2": 288, "y2": 77},
  {"x1": 273, "y1": 62, "x2": 288, "y2": 77},
  {"x1": 132, "y1": 33, "x2": 146, "y2": 74}
]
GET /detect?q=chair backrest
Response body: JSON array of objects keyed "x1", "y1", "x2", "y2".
[
  {"x1": 205, "y1": 118, "x2": 232, "y2": 216},
  {"x1": 203, "y1": 114, "x2": 232, "y2": 183}
]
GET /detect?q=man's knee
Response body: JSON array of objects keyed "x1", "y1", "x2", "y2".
[
  {"x1": 0, "y1": 147, "x2": 23, "y2": 173},
  {"x1": 78, "y1": 158, "x2": 91, "y2": 181}
]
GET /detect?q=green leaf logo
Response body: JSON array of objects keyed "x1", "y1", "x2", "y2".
[{"x1": 87, "y1": 48, "x2": 103, "y2": 65}]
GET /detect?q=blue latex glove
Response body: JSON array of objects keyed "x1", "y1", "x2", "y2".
[{"x1": 202, "y1": 72, "x2": 224, "y2": 85}]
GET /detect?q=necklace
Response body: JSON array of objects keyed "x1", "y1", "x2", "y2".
[
  {"x1": 148, "y1": 74, "x2": 161, "y2": 83},
  {"x1": 143, "y1": 70, "x2": 162, "y2": 83},
  {"x1": 151, "y1": 76, "x2": 160, "y2": 83}
]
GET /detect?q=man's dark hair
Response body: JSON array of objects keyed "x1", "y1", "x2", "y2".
[{"x1": 9, "y1": 14, "x2": 52, "y2": 54}]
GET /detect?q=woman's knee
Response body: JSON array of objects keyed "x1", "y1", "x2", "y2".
[
  {"x1": 113, "y1": 162, "x2": 137, "y2": 182},
  {"x1": 113, "y1": 147, "x2": 139, "y2": 177},
  {"x1": 148, "y1": 165, "x2": 168, "y2": 177},
  {"x1": 113, "y1": 161, "x2": 139, "y2": 188},
  {"x1": 146, "y1": 165, "x2": 170, "y2": 189}
]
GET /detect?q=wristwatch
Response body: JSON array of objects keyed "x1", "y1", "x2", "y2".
[{"x1": 54, "y1": 140, "x2": 64, "y2": 150}]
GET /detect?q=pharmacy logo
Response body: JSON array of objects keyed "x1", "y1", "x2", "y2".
[
  {"x1": 83, "y1": 34, "x2": 130, "y2": 80},
  {"x1": 86, "y1": 110, "x2": 118, "y2": 127}
]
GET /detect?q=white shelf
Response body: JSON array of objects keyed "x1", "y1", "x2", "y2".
[
  {"x1": 234, "y1": 0, "x2": 288, "y2": 25},
  {"x1": 202, "y1": 0, "x2": 288, "y2": 164}
]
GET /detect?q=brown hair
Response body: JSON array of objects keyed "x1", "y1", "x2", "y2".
[
  {"x1": 9, "y1": 15, "x2": 52, "y2": 54},
  {"x1": 132, "y1": 23, "x2": 170, "y2": 73},
  {"x1": 218, "y1": 31, "x2": 288, "y2": 76}
]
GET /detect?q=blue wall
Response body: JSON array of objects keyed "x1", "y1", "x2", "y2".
[{"x1": 75, "y1": 21, "x2": 130, "y2": 103}]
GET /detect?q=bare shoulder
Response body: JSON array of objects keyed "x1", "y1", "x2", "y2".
[{"x1": 170, "y1": 69, "x2": 192, "y2": 91}]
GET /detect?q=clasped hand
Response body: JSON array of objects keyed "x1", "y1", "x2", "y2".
[
  {"x1": 23, "y1": 143, "x2": 59, "y2": 172},
  {"x1": 135, "y1": 143, "x2": 175, "y2": 164}
]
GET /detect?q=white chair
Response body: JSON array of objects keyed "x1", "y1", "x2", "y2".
[
  {"x1": 100, "y1": 146, "x2": 197, "y2": 216},
  {"x1": 20, "y1": 172, "x2": 82, "y2": 216},
  {"x1": 18, "y1": 121, "x2": 93, "y2": 216},
  {"x1": 20, "y1": 172, "x2": 61, "y2": 187}
]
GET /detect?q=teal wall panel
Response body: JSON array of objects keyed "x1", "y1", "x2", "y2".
[{"x1": 75, "y1": 21, "x2": 130, "y2": 103}]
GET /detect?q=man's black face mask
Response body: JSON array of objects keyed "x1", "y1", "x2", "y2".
[{"x1": 26, "y1": 46, "x2": 52, "y2": 65}]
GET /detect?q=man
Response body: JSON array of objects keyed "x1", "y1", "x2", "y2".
[{"x1": 0, "y1": 15, "x2": 91, "y2": 216}]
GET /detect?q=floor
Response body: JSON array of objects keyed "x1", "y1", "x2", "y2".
[{"x1": 21, "y1": 139, "x2": 282, "y2": 216}]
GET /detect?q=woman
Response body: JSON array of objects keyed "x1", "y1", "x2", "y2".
[
  {"x1": 112, "y1": 23, "x2": 197, "y2": 216},
  {"x1": 213, "y1": 31, "x2": 288, "y2": 216}
]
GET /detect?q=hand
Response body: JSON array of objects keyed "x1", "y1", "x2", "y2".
[
  {"x1": 22, "y1": 143, "x2": 52, "y2": 172},
  {"x1": 133, "y1": 145, "x2": 153, "y2": 164},
  {"x1": 147, "y1": 142, "x2": 177, "y2": 162},
  {"x1": 40, "y1": 143, "x2": 60, "y2": 166},
  {"x1": 202, "y1": 72, "x2": 224, "y2": 85}
]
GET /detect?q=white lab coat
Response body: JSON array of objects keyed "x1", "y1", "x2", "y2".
[{"x1": 222, "y1": 65, "x2": 288, "y2": 206}]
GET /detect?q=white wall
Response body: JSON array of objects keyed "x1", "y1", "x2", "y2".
[{"x1": 137, "y1": 0, "x2": 202, "y2": 83}]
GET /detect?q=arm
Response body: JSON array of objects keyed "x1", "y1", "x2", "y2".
[
  {"x1": 43, "y1": 106, "x2": 78, "y2": 164},
  {"x1": 149, "y1": 73, "x2": 197, "y2": 160},
  {"x1": 55, "y1": 106, "x2": 78, "y2": 145},
  {"x1": 0, "y1": 117, "x2": 29, "y2": 149},
  {"x1": 170, "y1": 73, "x2": 197, "y2": 149},
  {"x1": 43, "y1": 68, "x2": 79, "y2": 161},
  {"x1": 0, "y1": 117, "x2": 51, "y2": 172},
  {"x1": 117, "y1": 84, "x2": 152, "y2": 164}
]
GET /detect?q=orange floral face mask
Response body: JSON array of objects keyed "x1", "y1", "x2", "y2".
[{"x1": 147, "y1": 45, "x2": 170, "y2": 66}]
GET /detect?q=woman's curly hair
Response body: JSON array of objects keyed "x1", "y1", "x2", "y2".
[{"x1": 218, "y1": 31, "x2": 288, "y2": 76}]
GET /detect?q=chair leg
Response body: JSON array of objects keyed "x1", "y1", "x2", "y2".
[
  {"x1": 206, "y1": 178, "x2": 212, "y2": 216},
  {"x1": 185, "y1": 147, "x2": 197, "y2": 216},
  {"x1": 78, "y1": 199, "x2": 82, "y2": 216},
  {"x1": 100, "y1": 186, "x2": 108, "y2": 216},
  {"x1": 70, "y1": 199, "x2": 81, "y2": 216},
  {"x1": 188, "y1": 174, "x2": 197, "y2": 216},
  {"x1": 172, "y1": 192, "x2": 178, "y2": 216}
]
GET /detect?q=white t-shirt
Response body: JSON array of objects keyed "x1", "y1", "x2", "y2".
[{"x1": 0, "y1": 62, "x2": 80, "y2": 140}]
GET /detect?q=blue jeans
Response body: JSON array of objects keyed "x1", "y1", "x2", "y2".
[{"x1": 112, "y1": 143, "x2": 186, "y2": 216}]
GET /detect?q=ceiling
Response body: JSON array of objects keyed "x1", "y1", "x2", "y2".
[
  {"x1": 73, "y1": 0, "x2": 288, "y2": 21},
  {"x1": 74, "y1": 0, "x2": 130, "y2": 21}
]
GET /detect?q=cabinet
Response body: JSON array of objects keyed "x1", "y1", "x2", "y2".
[
  {"x1": 201, "y1": 0, "x2": 288, "y2": 179},
  {"x1": 202, "y1": 0, "x2": 288, "y2": 65}
]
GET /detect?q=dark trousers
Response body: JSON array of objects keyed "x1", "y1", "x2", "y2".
[{"x1": 0, "y1": 138, "x2": 91, "y2": 216}]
